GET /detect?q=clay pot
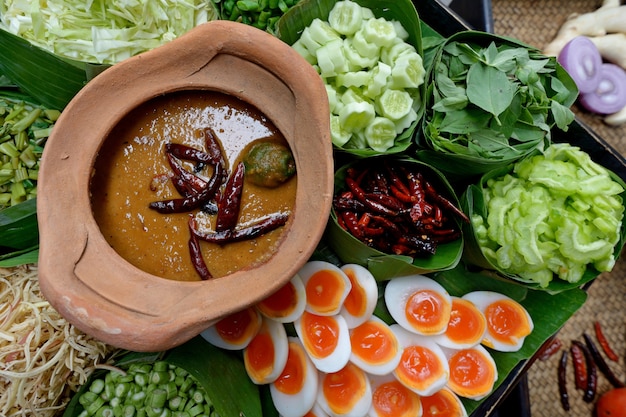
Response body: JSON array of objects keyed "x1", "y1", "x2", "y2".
[{"x1": 37, "y1": 21, "x2": 333, "y2": 352}]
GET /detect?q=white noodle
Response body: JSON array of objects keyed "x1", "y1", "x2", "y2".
[{"x1": 0, "y1": 265, "x2": 116, "y2": 417}]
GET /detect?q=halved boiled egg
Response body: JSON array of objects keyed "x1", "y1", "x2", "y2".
[
  {"x1": 339, "y1": 264, "x2": 378, "y2": 328},
  {"x1": 349, "y1": 316, "x2": 402, "y2": 375},
  {"x1": 462, "y1": 291, "x2": 534, "y2": 352},
  {"x1": 420, "y1": 387, "x2": 467, "y2": 417},
  {"x1": 369, "y1": 374, "x2": 422, "y2": 417},
  {"x1": 243, "y1": 317, "x2": 289, "y2": 384},
  {"x1": 391, "y1": 324, "x2": 450, "y2": 397},
  {"x1": 295, "y1": 311, "x2": 351, "y2": 373},
  {"x1": 256, "y1": 274, "x2": 306, "y2": 323},
  {"x1": 302, "y1": 403, "x2": 330, "y2": 417},
  {"x1": 270, "y1": 337, "x2": 319, "y2": 417},
  {"x1": 317, "y1": 362, "x2": 372, "y2": 417},
  {"x1": 200, "y1": 307, "x2": 261, "y2": 350},
  {"x1": 433, "y1": 297, "x2": 487, "y2": 349},
  {"x1": 443, "y1": 344, "x2": 498, "y2": 400},
  {"x1": 299, "y1": 261, "x2": 352, "y2": 316},
  {"x1": 385, "y1": 275, "x2": 452, "y2": 336}
]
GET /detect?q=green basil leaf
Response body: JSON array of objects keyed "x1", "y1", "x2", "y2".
[{"x1": 466, "y1": 63, "x2": 516, "y2": 118}]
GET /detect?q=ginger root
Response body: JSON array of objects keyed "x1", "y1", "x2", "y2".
[{"x1": 544, "y1": 0, "x2": 626, "y2": 125}]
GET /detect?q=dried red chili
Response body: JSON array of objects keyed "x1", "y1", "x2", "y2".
[
  {"x1": 572, "y1": 339, "x2": 597, "y2": 402},
  {"x1": 537, "y1": 337, "x2": 562, "y2": 361},
  {"x1": 188, "y1": 216, "x2": 212, "y2": 280},
  {"x1": 570, "y1": 341, "x2": 588, "y2": 391},
  {"x1": 192, "y1": 212, "x2": 289, "y2": 244},
  {"x1": 583, "y1": 332, "x2": 625, "y2": 389},
  {"x1": 215, "y1": 162, "x2": 245, "y2": 232},
  {"x1": 594, "y1": 321, "x2": 620, "y2": 362},
  {"x1": 558, "y1": 350, "x2": 570, "y2": 411}
]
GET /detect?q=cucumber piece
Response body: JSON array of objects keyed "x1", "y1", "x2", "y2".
[
  {"x1": 298, "y1": 27, "x2": 323, "y2": 54},
  {"x1": 361, "y1": 17, "x2": 397, "y2": 48},
  {"x1": 363, "y1": 62, "x2": 391, "y2": 99},
  {"x1": 393, "y1": 107, "x2": 418, "y2": 134},
  {"x1": 346, "y1": 130, "x2": 368, "y2": 149},
  {"x1": 336, "y1": 70, "x2": 371, "y2": 88},
  {"x1": 390, "y1": 53, "x2": 425, "y2": 89},
  {"x1": 376, "y1": 89, "x2": 413, "y2": 121},
  {"x1": 330, "y1": 114, "x2": 352, "y2": 147},
  {"x1": 325, "y1": 84, "x2": 339, "y2": 113},
  {"x1": 365, "y1": 117, "x2": 397, "y2": 152},
  {"x1": 392, "y1": 20, "x2": 410, "y2": 41},
  {"x1": 343, "y1": 38, "x2": 379, "y2": 70},
  {"x1": 352, "y1": 28, "x2": 380, "y2": 60},
  {"x1": 316, "y1": 38, "x2": 348, "y2": 78},
  {"x1": 292, "y1": 39, "x2": 317, "y2": 65},
  {"x1": 340, "y1": 87, "x2": 368, "y2": 105},
  {"x1": 308, "y1": 18, "x2": 341, "y2": 46},
  {"x1": 327, "y1": 0, "x2": 363, "y2": 36},
  {"x1": 381, "y1": 41, "x2": 417, "y2": 67},
  {"x1": 338, "y1": 101, "x2": 375, "y2": 132}
]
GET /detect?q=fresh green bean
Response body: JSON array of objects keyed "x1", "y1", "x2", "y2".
[
  {"x1": 78, "y1": 362, "x2": 213, "y2": 417},
  {"x1": 218, "y1": 0, "x2": 300, "y2": 32}
]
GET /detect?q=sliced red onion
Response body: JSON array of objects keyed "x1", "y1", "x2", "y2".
[
  {"x1": 579, "y1": 63, "x2": 626, "y2": 115},
  {"x1": 558, "y1": 36, "x2": 603, "y2": 94}
]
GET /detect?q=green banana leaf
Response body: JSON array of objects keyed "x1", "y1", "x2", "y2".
[
  {"x1": 0, "y1": 197, "x2": 38, "y2": 251},
  {"x1": 0, "y1": 28, "x2": 89, "y2": 110},
  {"x1": 274, "y1": 0, "x2": 425, "y2": 158},
  {"x1": 63, "y1": 337, "x2": 263, "y2": 417},
  {"x1": 325, "y1": 156, "x2": 464, "y2": 280}
]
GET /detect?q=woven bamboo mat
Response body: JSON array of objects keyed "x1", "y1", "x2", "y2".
[{"x1": 491, "y1": 1, "x2": 626, "y2": 416}]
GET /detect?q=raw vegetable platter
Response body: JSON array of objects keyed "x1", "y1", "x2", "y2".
[{"x1": 1, "y1": 0, "x2": 626, "y2": 416}]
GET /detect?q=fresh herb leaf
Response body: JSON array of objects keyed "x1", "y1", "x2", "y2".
[{"x1": 466, "y1": 63, "x2": 516, "y2": 120}]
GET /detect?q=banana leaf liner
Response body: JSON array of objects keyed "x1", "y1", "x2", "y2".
[
  {"x1": 461, "y1": 152, "x2": 626, "y2": 294},
  {"x1": 325, "y1": 156, "x2": 464, "y2": 280},
  {"x1": 416, "y1": 30, "x2": 578, "y2": 180},
  {"x1": 275, "y1": 0, "x2": 425, "y2": 157}
]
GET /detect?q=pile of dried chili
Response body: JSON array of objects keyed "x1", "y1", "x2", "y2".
[{"x1": 332, "y1": 159, "x2": 469, "y2": 257}]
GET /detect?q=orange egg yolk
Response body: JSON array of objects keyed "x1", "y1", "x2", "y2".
[
  {"x1": 322, "y1": 363, "x2": 368, "y2": 415},
  {"x1": 305, "y1": 269, "x2": 347, "y2": 314},
  {"x1": 484, "y1": 299, "x2": 532, "y2": 346},
  {"x1": 372, "y1": 380, "x2": 421, "y2": 417},
  {"x1": 215, "y1": 308, "x2": 259, "y2": 344},
  {"x1": 350, "y1": 321, "x2": 398, "y2": 365},
  {"x1": 244, "y1": 324, "x2": 275, "y2": 382},
  {"x1": 274, "y1": 341, "x2": 307, "y2": 395},
  {"x1": 257, "y1": 281, "x2": 298, "y2": 318},
  {"x1": 446, "y1": 299, "x2": 486, "y2": 345},
  {"x1": 301, "y1": 311, "x2": 340, "y2": 359},
  {"x1": 420, "y1": 389, "x2": 465, "y2": 417},
  {"x1": 405, "y1": 289, "x2": 451, "y2": 334},
  {"x1": 342, "y1": 268, "x2": 367, "y2": 318},
  {"x1": 395, "y1": 345, "x2": 445, "y2": 391},
  {"x1": 448, "y1": 349, "x2": 496, "y2": 398}
]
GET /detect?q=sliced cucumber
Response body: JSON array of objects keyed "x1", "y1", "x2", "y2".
[
  {"x1": 390, "y1": 53, "x2": 425, "y2": 89},
  {"x1": 393, "y1": 107, "x2": 418, "y2": 134},
  {"x1": 328, "y1": 0, "x2": 363, "y2": 36},
  {"x1": 325, "y1": 84, "x2": 339, "y2": 113},
  {"x1": 316, "y1": 38, "x2": 348, "y2": 78},
  {"x1": 298, "y1": 27, "x2": 323, "y2": 55},
  {"x1": 338, "y1": 101, "x2": 375, "y2": 132},
  {"x1": 352, "y1": 28, "x2": 380, "y2": 60},
  {"x1": 381, "y1": 41, "x2": 417, "y2": 67},
  {"x1": 376, "y1": 89, "x2": 413, "y2": 120},
  {"x1": 330, "y1": 114, "x2": 352, "y2": 146},
  {"x1": 335, "y1": 71, "x2": 371, "y2": 88},
  {"x1": 363, "y1": 62, "x2": 391, "y2": 99},
  {"x1": 292, "y1": 39, "x2": 317, "y2": 65},
  {"x1": 308, "y1": 18, "x2": 341, "y2": 46},
  {"x1": 343, "y1": 38, "x2": 379, "y2": 70},
  {"x1": 340, "y1": 87, "x2": 368, "y2": 105},
  {"x1": 361, "y1": 17, "x2": 397, "y2": 48},
  {"x1": 365, "y1": 117, "x2": 397, "y2": 152}
]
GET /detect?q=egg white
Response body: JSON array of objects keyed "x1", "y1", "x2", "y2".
[
  {"x1": 339, "y1": 264, "x2": 378, "y2": 329},
  {"x1": 368, "y1": 373, "x2": 422, "y2": 417},
  {"x1": 462, "y1": 291, "x2": 534, "y2": 352},
  {"x1": 299, "y1": 260, "x2": 352, "y2": 316},
  {"x1": 385, "y1": 275, "x2": 452, "y2": 336},
  {"x1": 349, "y1": 316, "x2": 402, "y2": 375},
  {"x1": 440, "y1": 344, "x2": 498, "y2": 401},
  {"x1": 419, "y1": 387, "x2": 467, "y2": 417},
  {"x1": 317, "y1": 363, "x2": 372, "y2": 417},
  {"x1": 244, "y1": 316, "x2": 289, "y2": 385},
  {"x1": 257, "y1": 273, "x2": 307, "y2": 323},
  {"x1": 391, "y1": 324, "x2": 450, "y2": 397},
  {"x1": 270, "y1": 337, "x2": 319, "y2": 417},
  {"x1": 200, "y1": 307, "x2": 261, "y2": 350},
  {"x1": 295, "y1": 312, "x2": 352, "y2": 373}
]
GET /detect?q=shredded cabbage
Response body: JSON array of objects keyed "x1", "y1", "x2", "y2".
[
  {"x1": 472, "y1": 143, "x2": 625, "y2": 287},
  {"x1": 0, "y1": 265, "x2": 115, "y2": 416},
  {"x1": 0, "y1": 0, "x2": 219, "y2": 64}
]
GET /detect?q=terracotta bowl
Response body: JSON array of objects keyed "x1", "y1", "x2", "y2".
[{"x1": 37, "y1": 20, "x2": 333, "y2": 352}]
